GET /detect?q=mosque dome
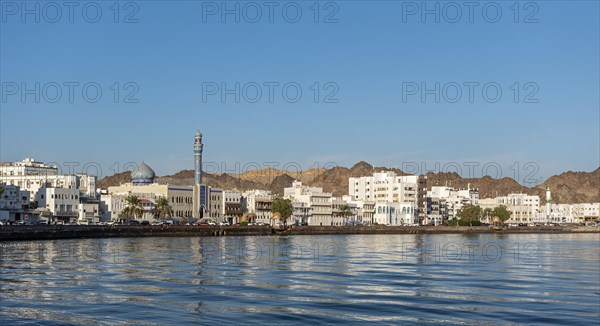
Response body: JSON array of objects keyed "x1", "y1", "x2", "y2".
[{"x1": 132, "y1": 161, "x2": 155, "y2": 185}]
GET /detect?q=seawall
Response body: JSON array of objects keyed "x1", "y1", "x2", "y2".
[{"x1": 0, "y1": 225, "x2": 598, "y2": 241}]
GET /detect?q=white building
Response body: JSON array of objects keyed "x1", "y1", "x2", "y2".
[
  {"x1": 350, "y1": 172, "x2": 426, "y2": 224},
  {"x1": 426, "y1": 197, "x2": 446, "y2": 226},
  {"x1": 34, "y1": 187, "x2": 80, "y2": 222},
  {"x1": 427, "y1": 186, "x2": 479, "y2": 221},
  {"x1": 242, "y1": 189, "x2": 273, "y2": 224},
  {"x1": 342, "y1": 195, "x2": 374, "y2": 225},
  {"x1": 498, "y1": 194, "x2": 540, "y2": 224},
  {"x1": 284, "y1": 180, "x2": 332, "y2": 226},
  {"x1": 572, "y1": 203, "x2": 600, "y2": 222},
  {"x1": 349, "y1": 172, "x2": 419, "y2": 206},
  {"x1": 541, "y1": 203, "x2": 600, "y2": 224},
  {"x1": 0, "y1": 158, "x2": 96, "y2": 198},
  {"x1": 79, "y1": 201, "x2": 100, "y2": 224},
  {"x1": 373, "y1": 202, "x2": 417, "y2": 225},
  {"x1": 479, "y1": 194, "x2": 540, "y2": 224},
  {"x1": 99, "y1": 194, "x2": 128, "y2": 222},
  {"x1": 291, "y1": 200, "x2": 310, "y2": 226},
  {"x1": 331, "y1": 197, "x2": 359, "y2": 226}
]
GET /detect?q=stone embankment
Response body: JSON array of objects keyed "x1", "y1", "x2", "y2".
[{"x1": 0, "y1": 225, "x2": 597, "y2": 241}]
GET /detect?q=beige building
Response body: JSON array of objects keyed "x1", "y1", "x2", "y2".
[
  {"x1": 480, "y1": 194, "x2": 540, "y2": 224},
  {"x1": 243, "y1": 189, "x2": 273, "y2": 224},
  {"x1": 107, "y1": 183, "x2": 195, "y2": 220},
  {"x1": 106, "y1": 162, "x2": 195, "y2": 221}
]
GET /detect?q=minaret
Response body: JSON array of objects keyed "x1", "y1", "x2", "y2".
[
  {"x1": 545, "y1": 187, "x2": 552, "y2": 223},
  {"x1": 194, "y1": 130, "x2": 203, "y2": 185}
]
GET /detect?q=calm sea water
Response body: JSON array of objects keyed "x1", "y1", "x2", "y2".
[{"x1": 1, "y1": 233, "x2": 599, "y2": 325}]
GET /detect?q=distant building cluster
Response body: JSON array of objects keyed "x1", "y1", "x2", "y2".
[
  {"x1": 480, "y1": 191, "x2": 600, "y2": 225},
  {"x1": 0, "y1": 158, "x2": 97, "y2": 223},
  {"x1": 1, "y1": 132, "x2": 598, "y2": 225}
]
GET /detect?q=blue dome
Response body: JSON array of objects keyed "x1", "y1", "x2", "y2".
[{"x1": 132, "y1": 162, "x2": 155, "y2": 185}]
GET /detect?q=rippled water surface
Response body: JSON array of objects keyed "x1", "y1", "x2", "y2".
[{"x1": 1, "y1": 233, "x2": 599, "y2": 325}]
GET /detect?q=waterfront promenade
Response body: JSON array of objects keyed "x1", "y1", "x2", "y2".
[{"x1": 0, "y1": 225, "x2": 598, "y2": 241}]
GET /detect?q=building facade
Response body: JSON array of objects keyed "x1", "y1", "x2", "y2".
[
  {"x1": 0, "y1": 185, "x2": 31, "y2": 222},
  {"x1": 284, "y1": 181, "x2": 332, "y2": 226},
  {"x1": 479, "y1": 194, "x2": 540, "y2": 224},
  {"x1": 243, "y1": 189, "x2": 273, "y2": 224},
  {"x1": 222, "y1": 190, "x2": 244, "y2": 224}
]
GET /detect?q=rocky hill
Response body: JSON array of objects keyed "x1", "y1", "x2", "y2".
[
  {"x1": 533, "y1": 168, "x2": 600, "y2": 204},
  {"x1": 97, "y1": 162, "x2": 600, "y2": 204}
]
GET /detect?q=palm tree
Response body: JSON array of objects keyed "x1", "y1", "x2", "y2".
[
  {"x1": 122, "y1": 195, "x2": 143, "y2": 222},
  {"x1": 337, "y1": 204, "x2": 353, "y2": 226},
  {"x1": 152, "y1": 196, "x2": 174, "y2": 221}
]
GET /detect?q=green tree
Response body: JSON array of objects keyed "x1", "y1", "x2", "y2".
[
  {"x1": 0, "y1": 186, "x2": 4, "y2": 197},
  {"x1": 458, "y1": 205, "x2": 482, "y2": 224},
  {"x1": 122, "y1": 195, "x2": 144, "y2": 222},
  {"x1": 492, "y1": 205, "x2": 512, "y2": 222},
  {"x1": 336, "y1": 204, "x2": 353, "y2": 226},
  {"x1": 272, "y1": 197, "x2": 293, "y2": 227},
  {"x1": 152, "y1": 196, "x2": 174, "y2": 221}
]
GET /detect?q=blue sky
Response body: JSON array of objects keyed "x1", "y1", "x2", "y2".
[{"x1": 1, "y1": 1, "x2": 598, "y2": 185}]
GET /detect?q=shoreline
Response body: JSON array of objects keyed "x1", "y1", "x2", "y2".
[{"x1": 0, "y1": 225, "x2": 598, "y2": 241}]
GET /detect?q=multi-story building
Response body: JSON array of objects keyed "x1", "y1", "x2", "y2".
[
  {"x1": 426, "y1": 197, "x2": 447, "y2": 225},
  {"x1": 342, "y1": 195, "x2": 374, "y2": 225},
  {"x1": 427, "y1": 186, "x2": 479, "y2": 221},
  {"x1": 359, "y1": 201, "x2": 375, "y2": 225},
  {"x1": 572, "y1": 203, "x2": 600, "y2": 222},
  {"x1": 222, "y1": 190, "x2": 244, "y2": 224},
  {"x1": 207, "y1": 188, "x2": 223, "y2": 221},
  {"x1": 0, "y1": 158, "x2": 97, "y2": 198},
  {"x1": 331, "y1": 197, "x2": 358, "y2": 226},
  {"x1": 34, "y1": 187, "x2": 80, "y2": 223},
  {"x1": 349, "y1": 172, "x2": 420, "y2": 206},
  {"x1": 284, "y1": 181, "x2": 332, "y2": 226},
  {"x1": 373, "y1": 202, "x2": 417, "y2": 225},
  {"x1": 99, "y1": 193, "x2": 127, "y2": 222},
  {"x1": 479, "y1": 194, "x2": 540, "y2": 224},
  {"x1": 349, "y1": 172, "x2": 425, "y2": 225},
  {"x1": 78, "y1": 199, "x2": 100, "y2": 224},
  {"x1": 243, "y1": 189, "x2": 273, "y2": 224},
  {"x1": 541, "y1": 203, "x2": 598, "y2": 224},
  {"x1": 417, "y1": 175, "x2": 428, "y2": 222},
  {"x1": 291, "y1": 201, "x2": 310, "y2": 226},
  {"x1": 0, "y1": 185, "x2": 31, "y2": 222},
  {"x1": 498, "y1": 194, "x2": 540, "y2": 224}
]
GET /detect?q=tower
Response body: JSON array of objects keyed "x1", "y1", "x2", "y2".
[
  {"x1": 546, "y1": 186, "x2": 552, "y2": 223},
  {"x1": 194, "y1": 130, "x2": 203, "y2": 185}
]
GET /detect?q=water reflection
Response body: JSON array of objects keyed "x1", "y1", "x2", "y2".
[{"x1": 0, "y1": 234, "x2": 598, "y2": 325}]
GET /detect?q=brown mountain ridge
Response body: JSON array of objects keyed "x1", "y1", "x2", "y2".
[{"x1": 97, "y1": 163, "x2": 600, "y2": 204}]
